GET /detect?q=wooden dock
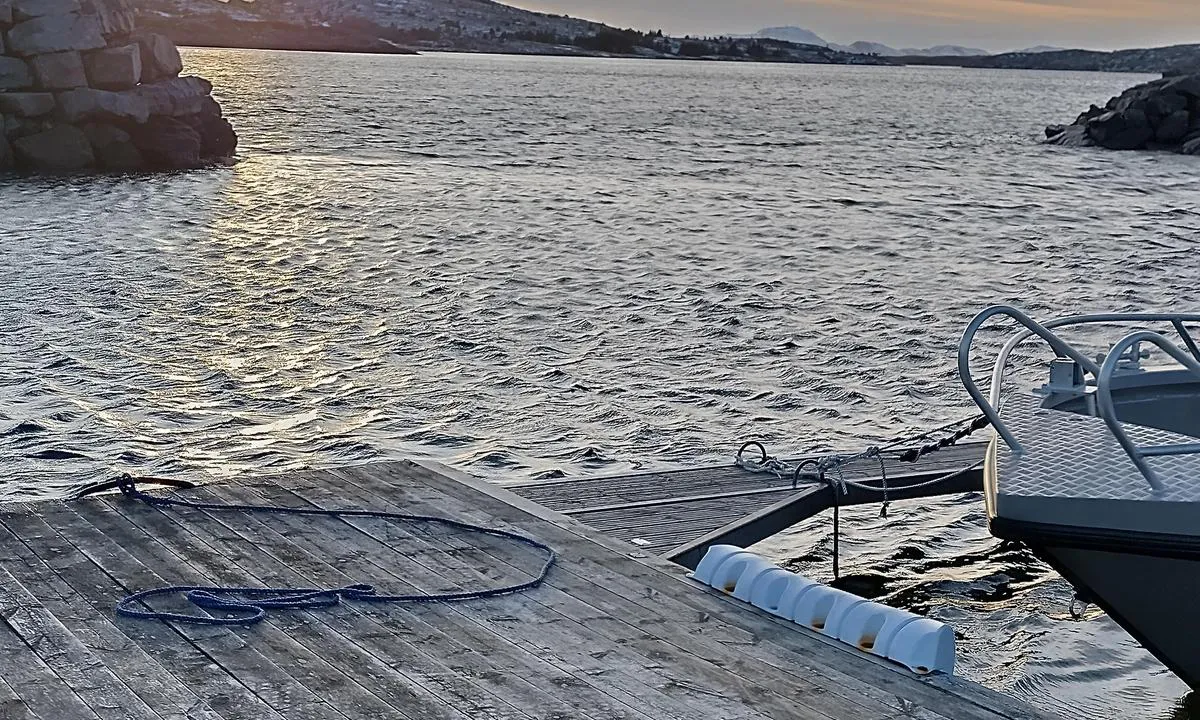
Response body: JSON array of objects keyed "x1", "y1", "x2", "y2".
[
  {"x1": 506, "y1": 442, "x2": 988, "y2": 567},
  {"x1": 0, "y1": 455, "x2": 1043, "y2": 720}
]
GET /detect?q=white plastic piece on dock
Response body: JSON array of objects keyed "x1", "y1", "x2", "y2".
[
  {"x1": 770, "y1": 573, "x2": 820, "y2": 620},
  {"x1": 713, "y1": 555, "x2": 776, "y2": 597},
  {"x1": 887, "y1": 618, "x2": 956, "y2": 675},
  {"x1": 836, "y1": 602, "x2": 922, "y2": 657},
  {"x1": 745, "y1": 567, "x2": 795, "y2": 611},
  {"x1": 690, "y1": 545, "x2": 748, "y2": 586},
  {"x1": 792, "y1": 586, "x2": 867, "y2": 636}
]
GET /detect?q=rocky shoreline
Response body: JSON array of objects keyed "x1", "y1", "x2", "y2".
[
  {"x1": 1046, "y1": 74, "x2": 1200, "y2": 154},
  {"x1": 0, "y1": 0, "x2": 236, "y2": 173}
]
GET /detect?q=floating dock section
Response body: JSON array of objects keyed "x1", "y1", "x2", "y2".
[{"x1": 0, "y1": 451, "x2": 1042, "y2": 720}]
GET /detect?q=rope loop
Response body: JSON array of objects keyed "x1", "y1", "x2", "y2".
[{"x1": 107, "y1": 475, "x2": 556, "y2": 627}]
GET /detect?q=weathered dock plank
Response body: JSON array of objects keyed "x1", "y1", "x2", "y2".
[
  {"x1": 0, "y1": 458, "x2": 1042, "y2": 720},
  {"x1": 507, "y1": 443, "x2": 988, "y2": 561}
]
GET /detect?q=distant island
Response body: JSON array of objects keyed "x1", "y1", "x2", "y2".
[
  {"x1": 134, "y1": 0, "x2": 893, "y2": 66},
  {"x1": 135, "y1": 0, "x2": 1200, "y2": 74}
]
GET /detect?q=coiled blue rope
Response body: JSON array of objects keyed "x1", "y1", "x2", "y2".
[{"x1": 111, "y1": 474, "x2": 557, "y2": 626}]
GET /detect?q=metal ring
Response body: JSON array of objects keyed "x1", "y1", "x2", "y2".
[
  {"x1": 737, "y1": 441, "x2": 768, "y2": 464},
  {"x1": 792, "y1": 458, "x2": 821, "y2": 489}
]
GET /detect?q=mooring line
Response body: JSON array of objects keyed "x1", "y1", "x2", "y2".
[{"x1": 109, "y1": 475, "x2": 556, "y2": 626}]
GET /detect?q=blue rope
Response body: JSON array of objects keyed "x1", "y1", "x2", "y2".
[{"x1": 111, "y1": 474, "x2": 557, "y2": 626}]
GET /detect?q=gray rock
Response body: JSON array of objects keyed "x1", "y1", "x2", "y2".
[
  {"x1": 0, "y1": 0, "x2": 13, "y2": 25},
  {"x1": 135, "y1": 32, "x2": 182, "y2": 81},
  {"x1": 84, "y1": 0, "x2": 134, "y2": 37},
  {"x1": 56, "y1": 86, "x2": 148, "y2": 123},
  {"x1": 133, "y1": 115, "x2": 200, "y2": 169},
  {"x1": 1045, "y1": 124, "x2": 1093, "y2": 148},
  {"x1": 1156, "y1": 110, "x2": 1191, "y2": 144},
  {"x1": 181, "y1": 97, "x2": 237, "y2": 158},
  {"x1": 29, "y1": 50, "x2": 86, "y2": 89},
  {"x1": 7, "y1": 12, "x2": 105, "y2": 56},
  {"x1": 0, "y1": 56, "x2": 33, "y2": 89},
  {"x1": 81, "y1": 121, "x2": 141, "y2": 170},
  {"x1": 1182, "y1": 135, "x2": 1200, "y2": 155},
  {"x1": 1147, "y1": 92, "x2": 1187, "y2": 120},
  {"x1": 1073, "y1": 104, "x2": 1105, "y2": 126},
  {"x1": 5, "y1": 114, "x2": 48, "y2": 138},
  {"x1": 0, "y1": 134, "x2": 12, "y2": 170},
  {"x1": 83, "y1": 43, "x2": 140, "y2": 89},
  {"x1": 13, "y1": 123, "x2": 94, "y2": 169},
  {"x1": 12, "y1": 0, "x2": 81, "y2": 22},
  {"x1": 1165, "y1": 75, "x2": 1200, "y2": 99},
  {"x1": 0, "y1": 92, "x2": 55, "y2": 117},
  {"x1": 1088, "y1": 109, "x2": 1154, "y2": 150},
  {"x1": 134, "y1": 76, "x2": 212, "y2": 116}
]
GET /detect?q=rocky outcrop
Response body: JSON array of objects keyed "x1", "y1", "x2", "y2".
[
  {"x1": 1046, "y1": 74, "x2": 1200, "y2": 154},
  {"x1": 0, "y1": 0, "x2": 237, "y2": 173}
]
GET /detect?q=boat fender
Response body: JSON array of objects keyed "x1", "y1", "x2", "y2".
[
  {"x1": 770, "y1": 573, "x2": 820, "y2": 620},
  {"x1": 690, "y1": 545, "x2": 748, "y2": 586},
  {"x1": 745, "y1": 567, "x2": 795, "y2": 612},
  {"x1": 836, "y1": 602, "x2": 922, "y2": 657},
  {"x1": 887, "y1": 618, "x2": 955, "y2": 675},
  {"x1": 712, "y1": 555, "x2": 776, "y2": 597},
  {"x1": 793, "y1": 586, "x2": 867, "y2": 636}
]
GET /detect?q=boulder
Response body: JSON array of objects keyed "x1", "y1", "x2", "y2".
[
  {"x1": 12, "y1": 123, "x2": 94, "y2": 169},
  {"x1": 0, "y1": 92, "x2": 55, "y2": 117},
  {"x1": 1146, "y1": 92, "x2": 1187, "y2": 121},
  {"x1": 0, "y1": 134, "x2": 12, "y2": 170},
  {"x1": 1183, "y1": 136, "x2": 1200, "y2": 155},
  {"x1": 1045, "y1": 124, "x2": 1093, "y2": 148},
  {"x1": 81, "y1": 121, "x2": 140, "y2": 170},
  {"x1": 134, "y1": 75, "x2": 212, "y2": 116},
  {"x1": 0, "y1": 55, "x2": 33, "y2": 89},
  {"x1": 0, "y1": 0, "x2": 13, "y2": 25},
  {"x1": 1156, "y1": 109, "x2": 1191, "y2": 144},
  {"x1": 56, "y1": 86, "x2": 148, "y2": 123},
  {"x1": 82, "y1": 0, "x2": 134, "y2": 37},
  {"x1": 12, "y1": 0, "x2": 80, "y2": 22},
  {"x1": 4, "y1": 114, "x2": 47, "y2": 138},
  {"x1": 180, "y1": 97, "x2": 236, "y2": 158},
  {"x1": 135, "y1": 32, "x2": 182, "y2": 81},
  {"x1": 1164, "y1": 75, "x2": 1200, "y2": 99},
  {"x1": 1087, "y1": 109, "x2": 1154, "y2": 150},
  {"x1": 132, "y1": 115, "x2": 200, "y2": 169},
  {"x1": 29, "y1": 50, "x2": 86, "y2": 89},
  {"x1": 83, "y1": 43, "x2": 139, "y2": 89},
  {"x1": 7, "y1": 13, "x2": 105, "y2": 56},
  {"x1": 1073, "y1": 104, "x2": 1105, "y2": 126}
]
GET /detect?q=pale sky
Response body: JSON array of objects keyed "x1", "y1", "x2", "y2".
[{"x1": 507, "y1": 0, "x2": 1200, "y2": 52}]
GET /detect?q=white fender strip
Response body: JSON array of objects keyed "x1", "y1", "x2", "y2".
[{"x1": 689, "y1": 546, "x2": 956, "y2": 676}]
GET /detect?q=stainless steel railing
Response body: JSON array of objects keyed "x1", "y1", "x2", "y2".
[
  {"x1": 959, "y1": 306, "x2": 1200, "y2": 490},
  {"x1": 1096, "y1": 331, "x2": 1200, "y2": 492}
]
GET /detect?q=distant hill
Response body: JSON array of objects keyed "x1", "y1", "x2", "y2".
[
  {"x1": 1015, "y1": 45, "x2": 1066, "y2": 54},
  {"x1": 751, "y1": 26, "x2": 990, "y2": 57},
  {"x1": 753, "y1": 26, "x2": 828, "y2": 47},
  {"x1": 132, "y1": 0, "x2": 895, "y2": 65},
  {"x1": 902, "y1": 43, "x2": 1200, "y2": 73}
]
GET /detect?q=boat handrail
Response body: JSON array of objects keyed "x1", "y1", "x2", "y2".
[
  {"x1": 1096, "y1": 331, "x2": 1200, "y2": 492},
  {"x1": 958, "y1": 307, "x2": 1200, "y2": 458}
]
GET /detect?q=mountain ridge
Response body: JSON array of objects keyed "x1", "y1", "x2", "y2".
[{"x1": 751, "y1": 26, "x2": 1069, "y2": 57}]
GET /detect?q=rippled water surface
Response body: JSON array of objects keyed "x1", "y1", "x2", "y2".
[{"x1": 2, "y1": 49, "x2": 1199, "y2": 718}]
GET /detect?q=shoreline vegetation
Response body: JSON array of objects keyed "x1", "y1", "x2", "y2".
[
  {"x1": 137, "y1": 15, "x2": 893, "y2": 65},
  {"x1": 135, "y1": 0, "x2": 1200, "y2": 73}
]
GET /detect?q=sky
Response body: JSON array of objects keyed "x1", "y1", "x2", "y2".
[{"x1": 507, "y1": 0, "x2": 1200, "y2": 52}]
